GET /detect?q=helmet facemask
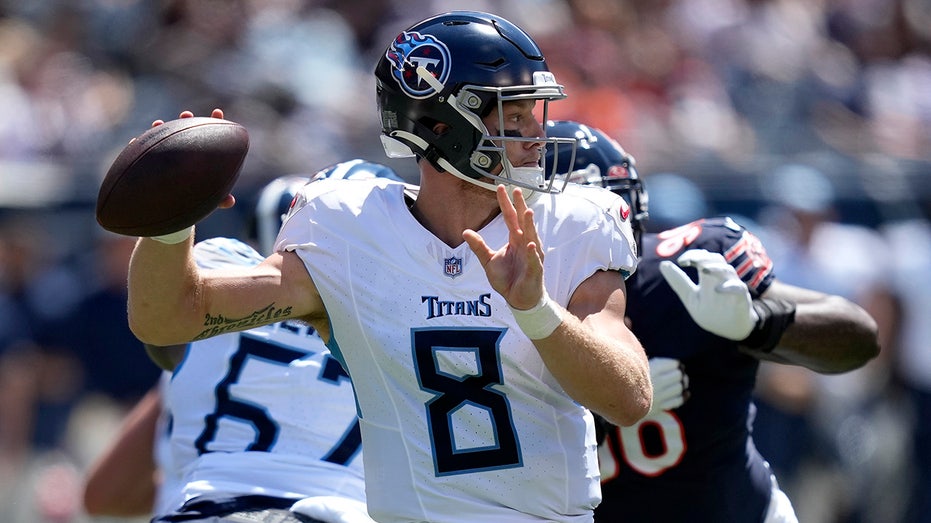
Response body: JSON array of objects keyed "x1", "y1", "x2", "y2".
[
  {"x1": 445, "y1": 79, "x2": 576, "y2": 197},
  {"x1": 385, "y1": 66, "x2": 577, "y2": 199}
]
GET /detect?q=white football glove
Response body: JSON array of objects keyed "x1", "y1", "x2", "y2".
[
  {"x1": 290, "y1": 496, "x2": 375, "y2": 523},
  {"x1": 648, "y1": 357, "x2": 689, "y2": 415},
  {"x1": 658, "y1": 249, "x2": 760, "y2": 341}
]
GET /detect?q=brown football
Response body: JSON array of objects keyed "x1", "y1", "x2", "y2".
[{"x1": 96, "y1": 117, "x2": 249, "y2": 236}]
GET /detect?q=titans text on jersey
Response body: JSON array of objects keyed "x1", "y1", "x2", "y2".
[{"x1": 422, "y1": 294, "x2": 493, "y2": 319}]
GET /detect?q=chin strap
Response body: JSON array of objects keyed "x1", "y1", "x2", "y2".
[{"x1": 740, "y1": 298, "x2": 797, "y2": 353}]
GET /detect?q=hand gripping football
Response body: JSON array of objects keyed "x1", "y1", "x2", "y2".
[{"x1": 96, "y1": 117, "x2": 249, "y2": 237}]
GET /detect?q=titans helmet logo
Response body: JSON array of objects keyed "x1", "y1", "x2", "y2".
[{"x1": 385, "y1": 31, "x2": 451, "y2": 99}]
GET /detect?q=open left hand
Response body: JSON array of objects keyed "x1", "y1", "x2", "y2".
[{"x1": 463, "y1": 185, "x2": 545, "y2": 311}]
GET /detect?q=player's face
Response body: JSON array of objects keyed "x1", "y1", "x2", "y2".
[{"x1": 482, "y1": 100, "x2": 546, "y2": 174}]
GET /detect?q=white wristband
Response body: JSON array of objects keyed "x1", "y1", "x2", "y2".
[
  {"x1": 150, "y1": 225, "x2": 194, "y2": 244},
  {"x1": 510, "y1": 291, "x2": 564, "y2": 340}
]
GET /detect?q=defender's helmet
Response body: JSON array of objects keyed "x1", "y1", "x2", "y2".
[
  {"x1": 255, "y1": 160, "x2": 404, "y2": 255},
  {"x1": 309, "y1": 158, "x2": 404, "y2": 183},
  {"x1": 255, "y1": 175, "x2": 311, "y2": 256},
  {"x1": 374, "y1": 11, "x2": 575, "y2": 194},
  {"x1": 544, "y1": 120, "x2": 649, "y2": 249}
]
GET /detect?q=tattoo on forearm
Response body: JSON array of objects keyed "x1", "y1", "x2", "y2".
[{"x1": 194, "y1": 303, "x2": 294, "y2": 340}]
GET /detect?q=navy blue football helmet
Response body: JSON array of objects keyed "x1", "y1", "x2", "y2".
[
  {"x1": 309, "y1": 158, "x2": 404, "y2": 183},
  {"x1": 255, "y1": 160, "x2": 403, "y2": 255},
  {"x1": 544, "y1": 120, "x2": 649, "y2": 249},
  {"x1": 255, "y1": 175, "x2": 311, "y2": 256},
  {"x1": 374, "y1": 11, "x2": 575, "y2": 194}
]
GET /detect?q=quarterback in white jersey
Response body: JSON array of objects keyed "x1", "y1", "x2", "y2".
[
  {"x1": 153, "y1": 237, "x2": 368, "y2": 522},
  {"x1": 127, "y1": 11, "x2": 651, "y2": 523},
  {"x1": 276, "y1": 177, "x2": 636, "y2": 522}
]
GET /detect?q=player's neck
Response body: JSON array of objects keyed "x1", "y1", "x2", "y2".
[{"x1": 414, "y1": 172, "x2": 500, "y2": 248}]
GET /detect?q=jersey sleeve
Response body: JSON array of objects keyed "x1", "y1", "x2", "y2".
[
  {"x1": 274, "y1": 178, "x2": 347, "y2": 253},
  {"x1": 560, "y1": 184, "x2": 639, "y2": 279},
  {"x1": 659, "y1": 216, "x2": 775, "y2": 296},
  {"x1": 721, "y1": 224, "x2": 774, "y2": 295}
]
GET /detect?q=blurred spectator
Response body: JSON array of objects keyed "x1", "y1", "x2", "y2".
[
  {"x1": 754, "y1": 163, "x2": 908, "y2": 522},
  {"x1": 0, "y1": 215, "x2": 42, "y2": 499},
  {"x1": 0, "y1": 213, "x2": 86, "y2": 523},
  {"x1": 640, "y1": 172, "x2": 712, "y2": 232},
  {"x1": 49, "y1": 232, "x2": 160, "y2": 407},
  {"x1": 0, "y1": 227, "x2": 160, "y2": 522},
  {"x1": 0, "y1": 213, "x2": 85, "y2": 453},
  {"x1": 881, "y1": 196, "x2": 931, "y2": 523}
]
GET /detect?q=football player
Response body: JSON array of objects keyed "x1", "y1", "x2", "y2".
[
  {"x1": 85, "y1": 160, "x2": 402, "y2": 523},
  {"x1": 126, "y1": 11, "x2": 651, "y2": 522},
  {"x1": 544, "y1": 120, "x2": 881, "y2": 523},
  {"x1": 150, "y1": 236, "x2": 368, "y2": 523}
]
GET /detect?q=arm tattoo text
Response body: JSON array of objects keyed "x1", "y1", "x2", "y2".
[{"x1": 194, "y1": 303, "x2": 294, "y2": 340}]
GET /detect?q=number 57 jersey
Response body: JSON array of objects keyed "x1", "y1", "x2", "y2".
[{"x1": 161, "y1": 320, "x2": 365, "y2": 512}]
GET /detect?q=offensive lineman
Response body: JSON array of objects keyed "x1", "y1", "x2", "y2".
[{"x1": 86, "y1": 160, "x2": 403, "y2": 522}]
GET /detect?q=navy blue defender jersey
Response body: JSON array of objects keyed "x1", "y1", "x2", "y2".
[{"x1": 596, "y1": 217, "x2": 778, "y2": 523}]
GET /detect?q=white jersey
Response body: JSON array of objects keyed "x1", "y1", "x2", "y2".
[
  {"x1": 152, "y1": 373, "x2": 181, "y2": 517},
  {"x1": 158, "y1": 320, "x2": 365, "y2": 515},
  {"x1": 277, "y1": 178, "x2": 637, "y2": 523}
]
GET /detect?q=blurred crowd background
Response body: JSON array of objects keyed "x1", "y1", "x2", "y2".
[{"x1": 0, "y1": 0, "x2": 928, "y2": 522}]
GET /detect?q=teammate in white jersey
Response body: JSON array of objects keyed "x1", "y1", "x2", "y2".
[
  {"x1": 126, "y1": 11, "x2": 651, "y2": 523},
  {"x1": 89, "y1": 238, "x2": 366, "y2": 523},
  {"x1": 150, "y1": 238, "x2": 365, "y2": 523},
  {"x1": 86, "y1": 162, "x2": 402, "y2": 522}
]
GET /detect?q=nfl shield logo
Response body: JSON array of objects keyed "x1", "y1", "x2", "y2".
[{"x1": 444, "y1": 256, "x2": 462, "y2": 278}]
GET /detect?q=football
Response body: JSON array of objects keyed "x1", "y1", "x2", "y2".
[{"x1": 96, "y1": 117, "x2": 249, "y2": 237}]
